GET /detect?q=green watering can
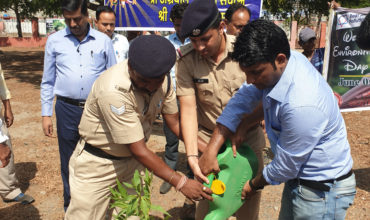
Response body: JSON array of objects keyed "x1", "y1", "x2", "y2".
[{"x1": 203, "y1": 139, "x2": 258, "y2": 220}]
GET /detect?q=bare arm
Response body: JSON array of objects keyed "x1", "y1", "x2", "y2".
[
  {"x1": 199, "y1": 124, "x2": 232, "y2": 176},
  {"x1": 2, "y1": 99, "x2": 13, "y2": 127},
  {"x1": 178, "y1": 95, "x2": 209, "y2": 183},
  {"x1": 231, "y1": 103, "x2": 264, "y2": 155},
  {"x1": 128, "y1": 139, "x2": 212, "y2": 201},
  {"x1": 163, "y1": 112, "x2": 209, "y2": 154}
]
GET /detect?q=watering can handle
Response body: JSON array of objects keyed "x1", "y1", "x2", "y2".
[{"x1": 204, "y1": 173, "x2": 215, "y2": 188}]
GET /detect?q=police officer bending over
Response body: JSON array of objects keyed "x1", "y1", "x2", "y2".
[{"x1": 65, "y1": 35, "x2": 213, "y2": 220}]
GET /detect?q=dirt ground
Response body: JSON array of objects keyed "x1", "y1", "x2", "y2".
[{"x1": 0, "y1": 47, "x2": 368, "y2": 220}]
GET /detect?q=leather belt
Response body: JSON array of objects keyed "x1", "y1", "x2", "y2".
[
  {"x1": 294, "y1": 170, "x2": 353, "y2": 192},
  {"x1": 57, "y1": 96, "x2": 86, "y2": 108},
  {"x1": 84, "y1": 142, "x2": 125, "y2": 160}
]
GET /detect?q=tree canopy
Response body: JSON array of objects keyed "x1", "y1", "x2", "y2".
[{"x1": 0, "y1": 0, "x2": 104, "y2": 37}]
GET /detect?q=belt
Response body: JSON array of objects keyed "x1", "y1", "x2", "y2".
[
  {"x1": 294, "y1": 170, "x2": 353, "y2": 192},
  {"x1": 57, "y1": 96, "x2": 86, "y2": 108},
  {"x1": 84, "y1": 142, "x2": 126, "y2": 160}
]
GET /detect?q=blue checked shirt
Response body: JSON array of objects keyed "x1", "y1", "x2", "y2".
[
  {"x1": 217, "y1": 51, "x2": 353, "y2": 185},
  {"x1": 41, "y1": 26, "x2": 116, "y2": 116},
  {"x1": 166, "y1": 33, "x2": 190, "y2": 90}
]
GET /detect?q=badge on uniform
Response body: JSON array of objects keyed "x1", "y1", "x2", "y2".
[
  {"x1": 192, "y1": 29, "x2": 201, "y2": 36},
  {"x1": 110, "y1": 104, "x2": 125, "y2": 115},
  {"x1": 193, "y1": 78, "x2": 209, "y2": 83}
]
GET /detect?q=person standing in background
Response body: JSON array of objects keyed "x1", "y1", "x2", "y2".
[
  {"x1": 40, "y1": 0, "x2": 116, "y2": 211},
  {"x1": 0, "y1": 62, "x2": 34, "y2": 204},
  {"x1": 298, "y1": 27, "x2": 325, "y2": 74},
  {"x1": 95, "y1": 6, "x2": 130, "y2": 63},
  {"x1": 356, "y1": 12, "x2": 370, "y2": 50},
  {"x1": 224, "y1": 3, "x2": 251, "y2": 36}
]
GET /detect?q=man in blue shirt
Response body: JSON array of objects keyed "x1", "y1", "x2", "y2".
[
  {"x1": 160, "y1": 3, "x2": 191, "y2": 195},
  {"x1": 199, "y1": 20, "x2": 356, "y2": 219},
  {"x1": 40, "y1": 0, "x2": 116, "y2": 211}
]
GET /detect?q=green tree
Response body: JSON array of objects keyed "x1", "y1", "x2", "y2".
[
  {"x1": 0, "y1": 0, "x2": 60, "y2": 37},
  {"x1": 263, "y1": 0, "x2": 330, "y2": 29},
  {"x1": 0, "y1": 0, "x2": 104, "y2": 38},
  {"x1": 338, "y1": 0, "x2": 370, "y2": 9},
  {"x1": 263, "y1": 0, "x2": 369, "y2": 37}
]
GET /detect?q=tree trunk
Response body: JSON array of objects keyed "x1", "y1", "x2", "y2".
[
  {"x1": 316, "y1": 14, "x2": 322, "y2": 34},
  {"x1": 14, "y1": 5, "x2": 23, "y2": 38}
]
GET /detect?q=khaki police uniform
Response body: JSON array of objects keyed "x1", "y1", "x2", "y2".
[
  {"x1": 176, "y1": 34, "x2": 265, "y2": 220},
  {"x1": 65, "y1": 60, "x2": 178, "y2": 220},
  {"x1": 0, "y1": 63, "x2": 22, "y2": 201}
]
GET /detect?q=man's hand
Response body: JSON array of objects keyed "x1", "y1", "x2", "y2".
[
  {"x1": 2, "y1": 99, "x2": 14, "y2": 127},
  {"x1": 231, "y1": 128, "x2": 246, "y2": 157},
  {"x1": 188, "y1": 156, "x2": 209, "y2": 184},
  {"x1": 241, "y1": 180, "x2": 256, "y2": 200},
  {"x1": 328, "y1": 0, "x2": 341, "y2": 9},
  {"x1": 0, "y1": 143, "x2": 11, "y2": 168},
  {"x1": 4, "y1": 107, "x2": 13, "y2": 128},
  {"x1": 198, "y1": 150, "x2": 220, "y2": 177},
  {"x1": 42, "y1": 116, "x2": 53, "y2": 137},
  {"x1": 231, "y1": 104, "x2": 264, "y2": 156},
  {"x1": 180, "y1": 179, "x2": 213, "y2": 202},
  {"x1": 242, "y1": 175, "x2": 268, "y2": 199}
]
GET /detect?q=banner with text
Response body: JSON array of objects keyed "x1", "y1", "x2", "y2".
[
  {"x1": 105, "y1": 0, "x2": 262, "y2": 31},
  {"x1": 324, "y1": 7, "x2": 370, "y2": 111}
]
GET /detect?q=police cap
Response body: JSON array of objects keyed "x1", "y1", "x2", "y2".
[
  {"x1": 128, "y1": 35, "x2": 176, "y2": 78},
  {"x1": 180, "y1": 0, "x2": 220, "y2": 38}
]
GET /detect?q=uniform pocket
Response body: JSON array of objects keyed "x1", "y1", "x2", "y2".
[{"x1": 196, "y1": 82, "x2": 214, "y2": 105}]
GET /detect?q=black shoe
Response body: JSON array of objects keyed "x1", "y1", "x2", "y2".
[{"x1": 160, "y1": 181, "x2": 172, "y2": 194}]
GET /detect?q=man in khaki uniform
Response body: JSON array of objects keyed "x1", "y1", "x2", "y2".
[
  {"x1": 65, "y1": 35, "x2": 212, "y2": 220},
  {"x1": 0, "y1": 63, "x2": 34, "y2": 204},
  {"x1": 176, "y1": 0, "x2": 265, "y2": 219}
]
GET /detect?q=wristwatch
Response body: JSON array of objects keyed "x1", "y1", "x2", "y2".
[{"x1": 249, "y1": 179, "x2": 264, "y2": 191}]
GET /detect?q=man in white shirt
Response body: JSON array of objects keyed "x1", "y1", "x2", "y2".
[{"x1": 95, "y1": 6, "x2": 129, "y2": 63}]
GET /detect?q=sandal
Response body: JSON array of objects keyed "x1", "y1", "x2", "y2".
[{"x1": 4, "y1": 193, "x2": 35, "y2": 205}]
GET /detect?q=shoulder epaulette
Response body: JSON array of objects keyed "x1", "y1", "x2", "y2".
[{"x1": 177, "y1": 43, "x2": 194, "y2": 58}]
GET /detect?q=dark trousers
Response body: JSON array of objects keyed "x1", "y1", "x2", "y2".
[
  {"x1": 163, "y1": 118, "x2": 179, "y2": 170},
  {"x1": 55, "y1": 99, "x2": 83, "y2": 211},
  {"x1": 163, "y1": 118, "x2": 193, "y2": 178}
]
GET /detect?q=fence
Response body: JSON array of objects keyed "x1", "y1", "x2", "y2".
[
  {"x1": 0, "y1": 18, "x2": 47, "y2": 36},
  {"x1": 0, "y1": 17, "x2": 328, "y2": 48}
]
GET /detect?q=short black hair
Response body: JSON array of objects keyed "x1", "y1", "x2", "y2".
[
  {"x1": 96, "y1": 6, "x2": 116, "y2": 20},
  {"x1": 62, "y1": 0, "x2": 88, "y2": 15},
  {"x1": 170, "y1": 3, "x2": 188, "y2": 22},
  {"x1": 225, "y1": 3, "x2": 251, "y2": 22},
  {"x1": 356, "y1": 12, "x2": 370, "y2": 50},
  {"x1": 232, "y1": 19, "x2": 290, "y2": 68}
]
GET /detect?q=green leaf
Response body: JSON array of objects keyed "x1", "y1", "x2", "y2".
[
  {"x1": 151, "y1": 205, "x2": 171, "y2": 217},
  {"x1": 116, "y1": 179, "x2": 128, "y2": 198},
  {"x1": 140, "y1": 199, "x2": 150, "y2": 219},
  {"x1": 132, "y1": 170, "x2": 141, "y2": 193},
  {"x1": 123, "y1": 182, "x2": 134, "y2": 189}
]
